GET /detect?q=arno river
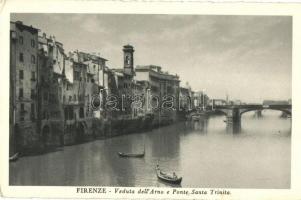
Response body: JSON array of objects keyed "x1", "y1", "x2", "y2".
[{"x1": 10, "y1": 110, "x2": 291, "y2": 188}]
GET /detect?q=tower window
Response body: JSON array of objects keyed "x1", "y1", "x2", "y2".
[{"x1": 125, "y1": 55, "x2": 130, "y2": 65}]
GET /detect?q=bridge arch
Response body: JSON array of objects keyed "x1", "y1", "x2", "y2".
[{"x1": 239, "y1": 108, "x2": 291, "y2": 117}]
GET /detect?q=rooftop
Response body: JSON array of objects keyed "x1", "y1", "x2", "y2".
[
  {"x1": 11, "y1": 21, "x2": 40, "y2": 34},
  {"x1": 136, "y1": 65, "x2": 179, "y2": 80}
]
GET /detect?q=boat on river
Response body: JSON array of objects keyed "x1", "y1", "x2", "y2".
[
  {"x1": 9, "y1": 152, "x2": 19, "y2": 162},
  {"x1": 118, "y1": 137, "x2": 145, "y2": 158},
  {"x1": 118, "y1": 151, "x2": 145, "y2": 158},
  {"x1": 155, "y1": 165, "x2": 182, "y2": 184}
]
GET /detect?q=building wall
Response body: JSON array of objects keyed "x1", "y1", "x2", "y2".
[
  {"x1": 38, "y1": 33, "x2": 65, "y2": 147},
  {"x1": 135, "y1": 66, "x2": 180, "y2": 125},
  {"x1": 10, "y1": 22, "x2": 39, "y2": 151}
]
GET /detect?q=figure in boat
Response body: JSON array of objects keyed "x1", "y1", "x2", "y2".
[{"x1": 155, "y1": 164, "x2": 182, "y2": 184}]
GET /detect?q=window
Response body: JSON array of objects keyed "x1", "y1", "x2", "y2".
[
  {"x1": 31, "y1": 103, "x2": 35, "y2": 121},
  {"x1": 31, "y1": 89, "x2": 35, "y2": 99},
  {"x1": 19, "y1": 36, "x2": 23, "y2": 44},
  {"x1": 19, "y1": 53, "x2": 24, "y2": 62},
  {"x1": 31, "y1": 39, "x2": 35, "y2": 48},
  {"x1": 69, "y1": 107, "x2": 74, "y2": 120},
  {"x1": 19, "y1": 88, "x2": 23, "y2": 98},
  {"x1": 20, "y1": 103, "x2": 25, "y2": 121},
  {"x1": 31, "y1": 71, "x2": 35, "y2": 81},
  {"x1": 31, "y1": 55, "x2": 36, "y2": 64},
  {"x1": 65, "y1": 106, "x2": 74, "y2": 120},
  {"x1": 20, "y1": 103, "x2": 25, "y2": 112},
  {"x1": 79, "y1": 107, "x2": 84, "y2": 118},
  {"x1": 19, "y1": 70, "x2": 23, "y2": 80}
]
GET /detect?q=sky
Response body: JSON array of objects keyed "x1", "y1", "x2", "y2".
[{"x1": 11, "y1": 14, "x2": 292, "y2": 103}]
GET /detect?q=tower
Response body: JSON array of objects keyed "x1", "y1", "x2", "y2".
[{"x1": 123, "y1": 44, "x2": 134, "y2": 76}]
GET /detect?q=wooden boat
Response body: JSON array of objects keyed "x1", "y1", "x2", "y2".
[
  {"x1": 118, "y1": 139, "x2": 145, "y2": 158},
  {"x1": 9, "y1": 152, "x2": 19, "y2": 162},
  {"x1": 118, "y1": 151, "x2": 144, "y2": 158},
  {"x1": 155, "y1": 165, "x2": 182, "y2": 184}
]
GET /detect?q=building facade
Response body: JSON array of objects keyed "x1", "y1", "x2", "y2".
[
  {"x1": 10, "y1": 21, "x2": 39, "y2": 154},
  {"x1": 135, "y1": 65, "x2": 180, "y2": 125},
  {"x1": 10, "y1": 21, "x2": 193, "y2": 153},
  {"x1": 38, "y1": 33, "x2": 65, "y2": 148}
]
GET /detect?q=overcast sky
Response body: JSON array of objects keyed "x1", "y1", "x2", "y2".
[{"x1": 11, "y1": 14, "x2": 292, "y2": 103}]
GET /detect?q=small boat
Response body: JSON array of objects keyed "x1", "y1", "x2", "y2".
[
  {"x1": 155, "y1": 165, "x2": 182, "y2": 184},
  {"x1": 118, "y1": 139, "x2": 145, "y2": 158},
  {"x1": 9, "y1": 152, "x2": 19, "y2": 162},
  {"x1": 118, "y1": 151, "x2": 144, "y2": 158}
]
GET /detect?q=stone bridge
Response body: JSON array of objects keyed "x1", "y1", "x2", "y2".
[
  {"x1": 214, "y1": 104, "x2": 292, "y2": 133},
  {"x1": 187, "y1": 104, "x2": 291, "y2": 133}
]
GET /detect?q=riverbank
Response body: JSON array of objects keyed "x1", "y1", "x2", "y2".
[
  {"x1": 10, "y1": 110, "x2": 223, "y2": 158},
  {"x1": 11, "y1": 113, "x2": 186, "y2": 158}
]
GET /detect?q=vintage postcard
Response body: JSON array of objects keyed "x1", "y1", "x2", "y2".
[{"x1": 0, "y1": 0, "x2": 301, "y2": 199}]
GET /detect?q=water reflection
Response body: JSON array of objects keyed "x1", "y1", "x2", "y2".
[
  {"x1": 10, "y1": 110, "x2": 291, "y2": 188},
  {"x1": 186, "y1": 116, "x2": 209, "y2": 134}
]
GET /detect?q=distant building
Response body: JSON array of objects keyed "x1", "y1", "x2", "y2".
[
  {"x1": 135, "y1": 64, "x2": 180, "y2": 124},
  {"x1": 179, "y1": 87, "x2": 192, "y2": 111},
  {"x1": 193, "y1": 91, "x2": 209, "y2": 110},
  {"x1": 10, "y1": 21, "x2": 39, "y2": 154}
]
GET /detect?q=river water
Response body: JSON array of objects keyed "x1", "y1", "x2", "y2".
[{"x1": 10, "y1": 110, "x2": 291, "y2": 188}]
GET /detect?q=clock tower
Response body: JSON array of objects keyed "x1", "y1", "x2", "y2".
[{"x1": 123, "y1": 44, "x2": 134, "y2": 76}]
